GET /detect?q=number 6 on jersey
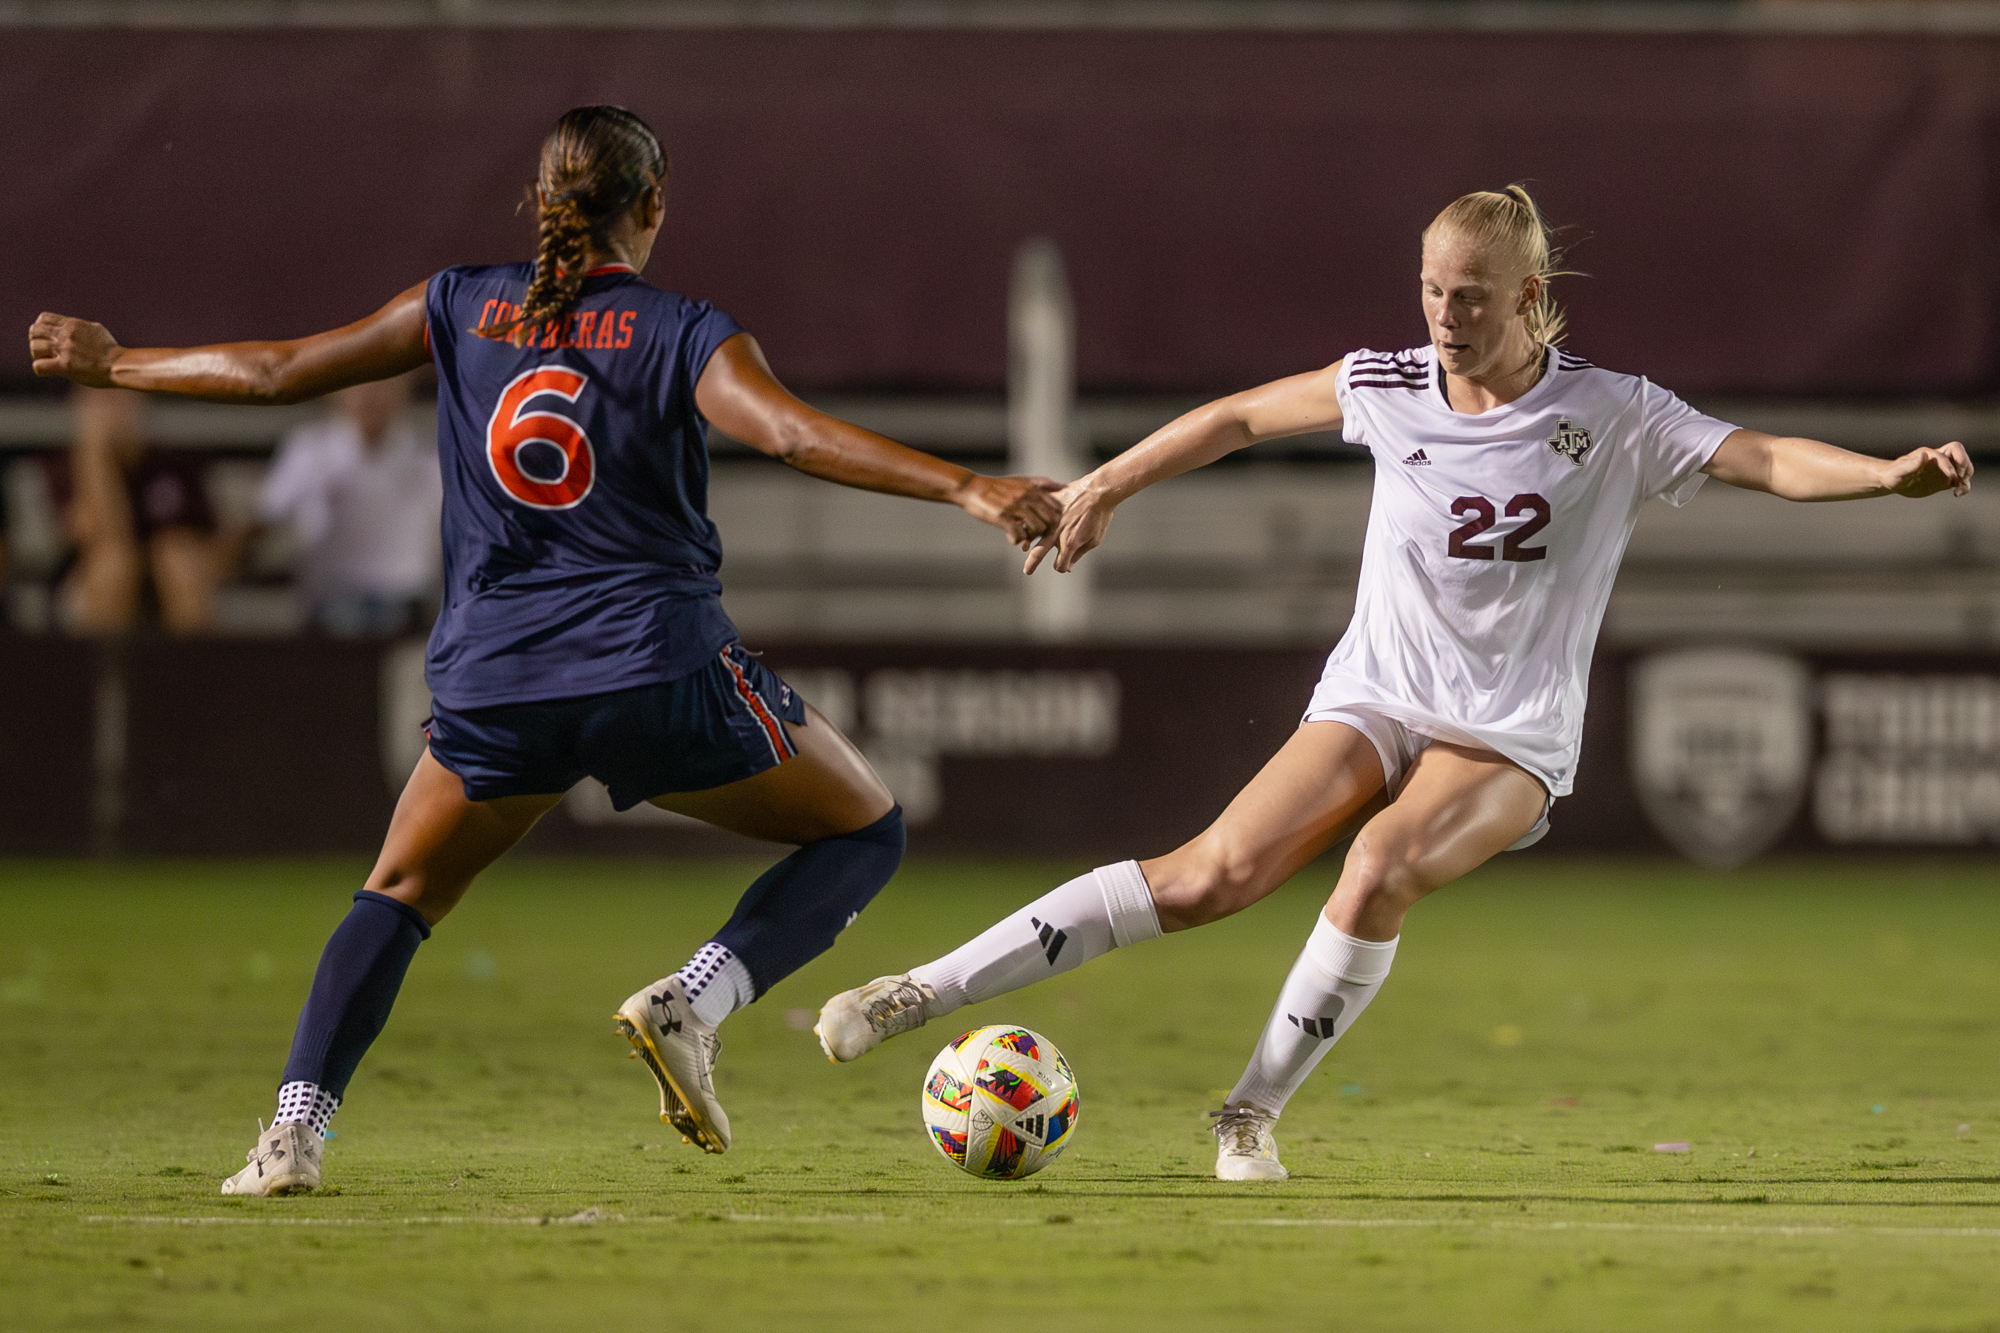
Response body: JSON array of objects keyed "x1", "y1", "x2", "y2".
[{"x1": 486, "y1": 367, "x2": 596, "y2": 509}]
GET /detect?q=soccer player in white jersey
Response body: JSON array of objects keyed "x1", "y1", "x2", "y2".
[{"x1": 817, "y1": 185, "x2": 1974, "y2": 1181}]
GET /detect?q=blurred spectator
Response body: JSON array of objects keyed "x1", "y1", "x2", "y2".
[
  {"x1": 45, "y1": 387, "x2": 223, "y2": 635},
  {"x1": 259, "y1": 373, "x2": 441, "y2": 637}
]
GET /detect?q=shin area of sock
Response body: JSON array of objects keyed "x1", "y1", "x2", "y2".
[
  {"x1": 711, "y1": 806, "x2": 906, "y2": 1000},
  {"x1": 279, "y1": 890, "x2": 431, "y2": 1099},
  {"x1": 911, "y1": 860, "x2": 1163, "y2": 1013},
  {"x1": 1225, "y1": 915, "x2": 1399, "y2": 1115}
]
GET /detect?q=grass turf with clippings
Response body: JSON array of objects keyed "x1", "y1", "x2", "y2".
[{"x1": 2, "y1": 855, "x2": 1998, "y2": 1331}]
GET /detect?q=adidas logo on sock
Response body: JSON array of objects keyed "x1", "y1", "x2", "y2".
[
  {"x1": 1030, "y1": 917, "x2": 1068, "y2": 966},
  {"x1": 1288, "y1": 1013, "x2": 1340, "y2": 1039},
  {"x1": 1402, "y1": 449, "x2": 1431, "y2": 466}
]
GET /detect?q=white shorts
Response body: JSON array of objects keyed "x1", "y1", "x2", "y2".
[{"x1": 1304, "y1": 704, "x2": 1551, "y2": 851}]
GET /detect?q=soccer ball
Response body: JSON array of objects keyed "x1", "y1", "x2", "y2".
[{"x1": 921, "y1": 1024, "x2": 1079, "y2": 1180}]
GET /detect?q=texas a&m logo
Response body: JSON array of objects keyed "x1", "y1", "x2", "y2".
[
  {"x1": 486, "y1": 367, "x2": 596, "y2": 509},
  {"x1": 1546, "y1": 417, "x2": 1594, "y2": 466}
]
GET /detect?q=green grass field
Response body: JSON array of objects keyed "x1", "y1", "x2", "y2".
[{"x1": 3, "y1": 855, "x2": 1999, "y2": 1332}]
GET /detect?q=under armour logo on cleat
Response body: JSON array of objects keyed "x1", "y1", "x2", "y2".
[
  {"x1": 649, "y1": 993, "x2": 683, "y2": 1034},
  {"x1": 1030, "y1": 917, "x2": 1067, "y2": 965},
  {"x1": 1402, "y1": 449, "x2": 1431, "y2": 466},
  {"x1": 1288, "y1": 1013, "x2": 1341, "y2": 1039}
]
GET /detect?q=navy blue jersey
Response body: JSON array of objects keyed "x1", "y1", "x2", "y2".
[{"x1": 423, "y1": 262, "x2": 744, "y2": 709}]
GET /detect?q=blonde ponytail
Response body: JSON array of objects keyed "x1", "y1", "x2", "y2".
[{"x1": 1423, "y1": 184, "x2": 1575, "y2": 346}]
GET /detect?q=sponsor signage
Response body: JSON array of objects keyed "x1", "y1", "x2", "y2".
[
  {"x1": 4, "y1": 632, "x2": 1996, "y2": 861},
  {"x1": 1623, "y1": 651, "x2": 2000, "y2": 860},
  {"x1": 1629, "y1": 648, "x2": 1813, "y2": 868}
]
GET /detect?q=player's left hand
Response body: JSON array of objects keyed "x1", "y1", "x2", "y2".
[
  {"x1": 1883, "y1": 441, "x2": 1974, "y2": 498},
  {"x1": 29, "y1": 313, "x2": 124, "y2": 386},
  {"x1": 955, "y1": 473, "x2": 1064, "y2": 546}
]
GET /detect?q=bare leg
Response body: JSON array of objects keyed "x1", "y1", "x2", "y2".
[
  {"x1": 364, "y1": 748, "x2": 563, "y2": 924},
  {"x1": 819, "y1": 721, "x2": 1390, "y2": 1050},
  {"x1": 60, "y1": 405, "x2": 141, "y2": 635},
  {"x1": 648, "y1": 703, "x2": 893, "y2": 843},
  {"x1": 148, "y1": 527, "x2": 222, "y2": 636},
  {"x1": 60, "y1": 533, "x2": 140, "y2": 634},
  {"x1": 1325, "y1": 742, "x2": 1546, "y2": 939},
  {"x1": 375, "y1": 703, "x2": 888, "y2": 924},
  {"x1": 1142, "y1": 719, "x2": 1389, "y2": 932},
  {"x1": 1216, "y1": 742, "x2": 1546, "y2": 1155}
]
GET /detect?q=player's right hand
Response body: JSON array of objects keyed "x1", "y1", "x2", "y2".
[
  {"x1": 955, "y1": 473, "x2": 1064, "y2": 547},
  {"x1": 29, "y1": 313, "x2": 122, "y2": 386},
  {"x1": 1024, "y1": 480, "x2": 1115, "y2": 576},
  {"x1": 1881, "y1": 441, "x2": 1974, "y2": 499}
]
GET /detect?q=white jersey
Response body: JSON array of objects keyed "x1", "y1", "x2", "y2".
[
  {"x1": 1307, "y1": 344, "x2": 1737, "y2": 796},
  {"x1": 260, "y1": 416, "x2": 443, "y2": 601}
]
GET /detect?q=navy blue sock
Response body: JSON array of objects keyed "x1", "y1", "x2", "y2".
[
  {"x1": 712, "y1": 805, "x2": 906, "y2": 997},
  {"x1": 280, "y1": 890, "x2": 431, "y2": 1098}
]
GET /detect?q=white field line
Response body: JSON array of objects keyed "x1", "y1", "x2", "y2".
[
  {"x1": 83, "y1": 1212, "x2": 888, "y2": 1227},
  {"x1": 80, "y1": 1213, "x2": 2000, "y2": 1239},
  {"x1": 1229, "y1": 1219, "x2": 2000, "y2": 1239}
]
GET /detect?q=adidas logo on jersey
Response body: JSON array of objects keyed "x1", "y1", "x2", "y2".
[{"x1": 1402, "y1": 449, "x2": 1431, "y2": 466}]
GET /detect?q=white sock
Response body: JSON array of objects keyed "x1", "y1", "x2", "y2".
[
  {"x1": 911, "y1": 861, "x2": 1162, "y2": 1015},
  {"x1": 676, "y1": 942, "x2": 754, "y2": 1027},
  {"x1": 274, "y1": 1080, "x2": 339, "y2": 1136},
  {"x1": 1225, "y1": 915, "x2": 1398, "y2": 1116}
]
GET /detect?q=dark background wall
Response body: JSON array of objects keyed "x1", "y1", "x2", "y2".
[
  {"x1": 4, "y1": 28, "x2": 1998, "y2": 396},
  {"x1": 6, "y1": 632, "x2": 1993, "y2": 861}
]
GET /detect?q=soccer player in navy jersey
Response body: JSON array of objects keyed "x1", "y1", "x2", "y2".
[{"x1": 29, "y1": 105, "x2": 1061, "y2": 1194}]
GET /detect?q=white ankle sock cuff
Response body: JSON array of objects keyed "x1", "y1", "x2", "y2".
[
  {"x1": 1097, "y1": 860, "x2": 1162, "y2": 948},
  {"x1": 1306, "y1": 915, "x2": 1398, "y2": 984},
  {"x1": 680, "y1": 946, "x2": 754, "y2": 1026},
  {"x1": 275, "y1": 1080, "x2": 340, "y2": 1136}
]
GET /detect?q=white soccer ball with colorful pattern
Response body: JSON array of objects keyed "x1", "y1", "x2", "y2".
[{"x1": 921, "y1": 1025, "x2": 1079, "y2": 1180}]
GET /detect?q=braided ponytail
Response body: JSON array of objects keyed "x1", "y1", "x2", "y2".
[
  {"x1": 1423, "y1": 183, "x2": 1578, "y2": 346},
  {"x1": 475, "y1": 106, "x2": 667, "y2": 344}
]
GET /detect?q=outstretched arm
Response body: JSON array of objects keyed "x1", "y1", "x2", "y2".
[
  {"x1": 694, "y1": 333, "x2": 1060, "y2": 547},
  {"x1": 1702, "y1": 429, "x2": 1973, "y2": 501},
  {"x1": 28, "y1": 284, "x2": 430, "y2": 404},
  {"x1": 1027, "y1": 360, "x2": 1346, "y2": 574}
]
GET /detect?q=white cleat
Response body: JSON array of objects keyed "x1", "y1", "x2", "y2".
[
  {"x1": 220, "y1": 1120, "x2": 323, "y2": 1196},
  {"x1": 615, "y1": 976, "x2": 731, "y2": 1154},
  {"x1": 814, "y1": 974, "x2": 939, "y2": 1063},
  {"x1": 1212, "y1": 1105, "x2": 1288, "y2": 1182}
]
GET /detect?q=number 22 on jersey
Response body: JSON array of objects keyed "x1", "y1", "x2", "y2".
[
  {"x1": 486, "y1": 367, "x2": 597, "y2": 510},
  {"x1": 1448, "y1": 493, "x2": 1549, "y2": 562}
]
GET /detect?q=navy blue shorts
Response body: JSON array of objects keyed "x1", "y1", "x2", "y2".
[{"x1": 425, "y1": 644, "x2": 806, "y2": 808}]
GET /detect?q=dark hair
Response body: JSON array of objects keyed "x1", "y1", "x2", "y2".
[{"x1": 473, "y1": 106, "x2": 667, "y2": 343}]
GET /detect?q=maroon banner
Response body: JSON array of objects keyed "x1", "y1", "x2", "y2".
[
  {"x1": 2, "y1": 29, "x2": 1997, "y2": 396},
  {"x1": 5, "y1": 633, "x2": 1998, "y2": 862}
]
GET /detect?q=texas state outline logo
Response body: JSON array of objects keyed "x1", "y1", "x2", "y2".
[{"x1": 1546, "y1": 417, "x2": 1594, "y2": 466}]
